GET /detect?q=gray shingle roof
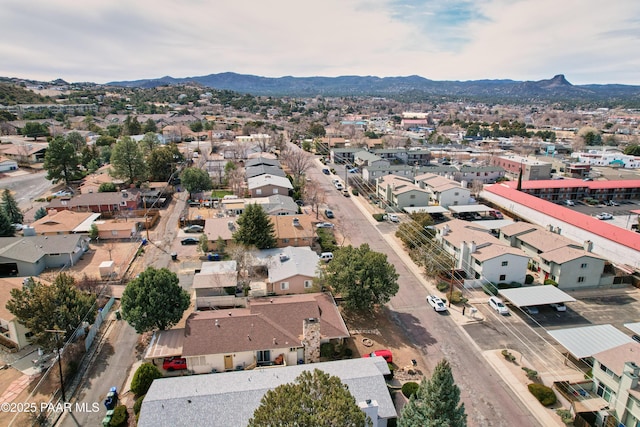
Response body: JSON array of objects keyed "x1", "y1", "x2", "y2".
[
  {"x1": 0, "y1": 235, "x2": 87, "y2": 262},
  {"x1": 138, "y1": 357, "x2": 396, "y2": 427}
]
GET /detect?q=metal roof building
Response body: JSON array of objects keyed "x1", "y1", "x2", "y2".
[
  {"x1": 499, "y1": 286, "x2": 577, "y2": 307},
  {"x1": 548, "y1": 325, "x2": 634, "y2": 359}
]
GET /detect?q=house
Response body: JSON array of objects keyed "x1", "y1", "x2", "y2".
[
  {"x1": 270, "y1": 215, "x2": 315, "y2": 248},
  {"x1": 254, "y1": 246, "x2": 320, "y2": 294},
  {"x1": 376, "y1": 175, "x2": 430, "y2": 209},
  {"x1": 591, "y1": 343, "x2": 640, "y2": 427},
  {"x1": 435, "y1": 219, "x2": 529, "y2": 285},
  {"x1": 362, "y1": 164, "x2": 456, "y2": 183},
  {"x1": 46, "y1": 190, "x2": 140, "y2": 213},
  {"x1": 245, "y1": 164, "x2": 285, "y2": 179},
  {"x1": 354, "y1": 151, "x2": 389, "y2": 168},
  {"x1": 330, "y1": 147, "x2": 366, "y2": 164},
  {"x1": 0, "y1": 156, "x2": 18, "y2": 172},
  {"x1": 244, "y1": 157, "x2": 281, "y2": 168},
  {"x1": 247, "y1": 174, "x2": 293, "y2": 198},
  {"x1": 0, "y1": 142, "x2": 47, "y2": 163},
  {"x1": 203, "y1": 217, "x2": 237, "y2": 252},
  {"x1": 491, "y1": 155, "x2": 552, "y2": 181},
  {"x1": 93, "y1": 220, "x2": 138, "y2": 240},
  {"x1": 138, "y1": 357, "x2": 396, "y2": 427},
  {"x1": 498, "y1": 222, "x2": 608, "y2": 289},
  {"x1": 77, "y1": 173, "x2": 124, "y2": 194},
  {"x1": 0, "y1": 235, "x2": 89, "y2": 277},
  {"x1": 0, "y1": 277, "x2": 50, "y2": 349},
  {"x1": 414, "y1": 173, "x2": 471, "y2": 208},
  {"x1": 193, "y1": 261, "x2": 240, "y2": 310},
  {"x1": 146, "y1": 293, "x2": 349, "y2": 375},
  {"x1": 29, "y1": 210, "x2": 99, "y2": 235}
]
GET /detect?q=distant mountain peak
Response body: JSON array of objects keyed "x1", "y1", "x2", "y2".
[{"x1": 543, "y1": 74, "x2": 572, "y2": 87}]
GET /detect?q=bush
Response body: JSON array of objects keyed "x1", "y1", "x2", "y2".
[
  {"x1": 482, "y1": 284, "x2": 498, "y2": 296},
  {"x1": 372, "y1": 213, "x2": 385, "y2": 222},
  {"x1": 133, "y1": 394, "x2": 145, "y2": 415},
  {"x1": 449, "y1": 290, "x2": 467, "y2": 305},
  {"x1": 501, "y1": 349, "x2": 516, "y2": 362},
  {"x1": 528, "y1": 383, "x2": 557, "y2": 406},
  {"x1": 556, "y1": 409, "x2": 573, "y2": 425},
  {"x1": 343, "y1": 347, "x2": 353, "y2": 358},
  {"x1": 320, "y1": 342, "x2": 334, "y2": 358},
  {"x1": 131, "y1": 363, "x2": 162, "y2": 397},
  {"x1": 401, "y1": 382, "x2": 419, "y2": 398},
  {"x1": 436, "y1": 282, "x2": 449, "y2": 292},
  {"x1": 109, "y1": 405, "x2": 129, "y2": 427},
  {"x1": 351, "y1": 188, "x2": 359, "y2": 196},
  {"x1": 522, "y1": 367, "x2": 539, "y2": 380},
  {"x1": 544, "y1": 279, "x2": 558, "y2": 287},
  {"x1": 525, "y1": 274, "x2": 534, "y2": 284}
]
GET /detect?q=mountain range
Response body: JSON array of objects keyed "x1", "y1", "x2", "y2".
[{"x1": 107, "y1": 73, "x2": 640, "y2": 104}]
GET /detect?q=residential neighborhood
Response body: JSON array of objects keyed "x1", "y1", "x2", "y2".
[{"x1": 0, "y1": 79, "x2": 640, "y2": 427}]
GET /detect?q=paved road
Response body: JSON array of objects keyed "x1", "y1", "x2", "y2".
[
  {"x1": 58, "y1": 191, "x2": 188, "y2": 427},
  {"x1": 0, "y1": 170, "x2": 51, "y2": 211},
  {"x1": 313, "y1": 159, "x2": 540, "y2": 427}
]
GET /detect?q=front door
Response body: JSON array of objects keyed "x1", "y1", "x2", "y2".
[{"x1": 224, "y1": 355, "x2": 233, "y2": 371}]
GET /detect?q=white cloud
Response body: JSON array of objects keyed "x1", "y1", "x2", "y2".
[{"x1": 0, "y1": 0, "x2": 638, "y2": 84}]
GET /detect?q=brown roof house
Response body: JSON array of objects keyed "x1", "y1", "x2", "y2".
[
  {"x1": 146, "y1": 293, "x2": 349, "y2": 374},
  {"x1": 47, "y1": 189, "x2": 140, "y2": 213},
  {"x1": 29, "y1": 210, "x2": 100, "y2": 235},
  {"x1": 270, "y1": 215, "x2": 315, "y2": 248}
]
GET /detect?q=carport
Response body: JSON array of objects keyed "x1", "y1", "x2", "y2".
[
  {"x1": 624, "y1": 322, "x2": 640, "y2": 336},
  {"x1": 403, "y1": 206, "x2": 448, "y2": 215},
  {"x1": 548, "y1": 324, "x2": 634, "y2": 359},
  {"x1": 498, "y1": 286, "x2": 577, "y2": 308},
  {"x1": 144, "y1": 328, "x2": 185, "y2": 361},
  {"x1": 448, "y1": 204, "x2": 495, "y2": 215}
]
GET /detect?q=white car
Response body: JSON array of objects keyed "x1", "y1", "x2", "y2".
[
  {"x1": 596, "y1": 212, "x2": 613, "y2": 220},
  {"x1": 550, "y1": 303, "x2": 567, "y2": 312},
  {"x1": 488, "y1": 296, "x2": 509, "y2": 315},
  {"x1": 315, "y1": 222, "x2": 334, "y2": 229},
  {"x1": 426, "y1": 295, "x2": 447, "y2": 312},
  {"x1": 386, "y1": 214, "x2": 400, "y2": 223}
]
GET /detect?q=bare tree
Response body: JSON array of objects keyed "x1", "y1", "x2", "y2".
[
  {"x1": 302, "y1": 180, "x2": 326, "y2": 219},
  {"x1": 281, "y1": 146, "x2": 312, "y2": 183},
  {"x1": 226, "y1": 166, "x2": 245, "y2": 197}
]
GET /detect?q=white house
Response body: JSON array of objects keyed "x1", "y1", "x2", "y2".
[
  {"x1": 415, "y1": 173, "x2": 471, "y2": 208},
  {"x1": 376, "y1": 175, "x2": 430, "y2": 209}
]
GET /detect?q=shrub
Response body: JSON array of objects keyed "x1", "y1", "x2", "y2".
[
  {"x1": 501, "y1": 349, "x2": 516, "y2": 362},
  {"x1": 528, "y1": 383, "x2": 557, "y2": 406},
  {"x1": 401, "y1": 382, "x2": 419, "y2": 398},
  {"x1": 482, "y1": 284, "x2": 498, "y2": 296},
  {"x1": 522, "y1": 367, "x2": 539, "y2": 380},
  {"x1": 556, "y1": 409, "x2": 573, "y2": 425},
  {"x1": 544, "y1": 279, "x2": 558, "y2": 287},
  {"x1": 320, "y1": 342, "x2": 334, "y2": 358},
  {"x1": 109, "y1": 405, "x2": 129, "y2": 427},
  {"x1": 130, "y1": 363, "x2": 162, "y2": 397},
  {"x1": 525, "y1": 274, "x2": 534, "y2": 284},
  {"x1": 372, "y1": 213, "x2": 385, "y2": 222},
  {"x1": 351, "y1": 188, "x2": 359, "y2": 196},
  {"x1": 133, "y1": 394, "x2": 145, "y2": 415},
  {"x1": 436, "y1": 282, "x2": 449, "y2": 292},
  {"x1": 343, "y1": 347, "x2": 353, "y2": 358},
  {"x1": 449, "y1": 290, "x2": 467, "y2": 305}
]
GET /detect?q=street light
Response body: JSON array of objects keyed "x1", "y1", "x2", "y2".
[{"x1": 45, "y1": 329, "x2": 66, "y2": 402}]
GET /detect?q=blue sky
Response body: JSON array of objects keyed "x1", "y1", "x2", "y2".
[{"x1": 1, "y1": 0, "x2": 639, "y2": 85}]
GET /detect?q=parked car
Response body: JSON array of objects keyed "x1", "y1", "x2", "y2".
[
  {"x1": 324, "y1": 209, "x2": 334, "y2": 219},
  {"x1": 489, "y1": 210, "x2": 504, "y2": 219},
  {"x1": 523, "y1": 306, "x2": 539, "y2": 315},
  {"x1": 334, "y1": 182, "x2": 344, "y2": 190},
  {"x1": 596, "y1": 212, "x2": 613, "y2": 220},
  {"x1": 181, "y1": 237, "x2": 199, "y2": 245},
  {"x1": 386, "y1": 214, "x2": 399, "y2": 223},
  {"x1": 550, "y1": 302, "x2": 567, "y2": 312},
  {"x1": 606, "y1": 200, "x2": 619, "y2": 206},
  {"x1": 348, "y1": 168, "x2": 359, "y2": 173},
  {"x1": 163, "y1": 357, "x2": 188, "y2": 371},
  {"x1": 426, "y1": 295, "x2": 448, "y2": 312},
  {"x1": 316, "y1": 222, "x2": 334, "y2": 229},
  {"x1": 183, "y1": 224, "x2": 204, "y2": 233},
  {"x1": 362, "y1": 349, "x2": 393, "y2": 363},
  {"x1": 322, "y1": 168, "x2": 330, "y2": 175},
  {"x1": 488, "y1": 296, "x2": 509, "y2": 315},
  {"x1": 320, "y1": 252, "x2": 333, "y2": 262},
  {"x1": 53, "y1": 190, "x2": 73, "y2": 197},
  {"x1": 342, "y1": 189, "x2": 350, "y2": 197},
  {"x1": 563, "y1": 200, "x2": 575, "y2": 206}
]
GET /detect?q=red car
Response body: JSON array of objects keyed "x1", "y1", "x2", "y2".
[
  {"x1": 362, "y1": 349, "x2": 393, "y2": 364},
  {"x1": 163, "y1": 357, "x2": 187, "y2": 371}
]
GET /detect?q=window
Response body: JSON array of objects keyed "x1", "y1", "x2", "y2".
[
  {"x1": 282, "y1": 238, "x2": 289, "y2": 243},
  {"x1": 257, "y1": 350, "x2": 271, "y2": 364},
  {"x1": 501, "y1": 261, "x2": 508, "y2": 266},
  {"x1": 499, "y1": 274, "x2": 506, "y2": 281},
  {"x1": 596, "y1": 381, "x2": 616, "y2": 402},
  {"x1": 256, "y1": 189, "x2": 262, "y2": 195},
  {"x1": 410, "y1": 195, "x2": 415, "y2": 199},
  {"x1": 581, "y1": 263, "x2": 588, "y2": 269},
  {"x1": 577, "y1": 277, "x2": 585, "y2": 283},
  {"x1": 475, "y1": 259, "x2": 481, "y2": 266},
  {"x1": 49, "y1": 253, "x2": 60, "y2": 256},
  {"x1": 273, "y1": 188, "x2": 279, "y2": 194},
  {"x1": 454, "y1": 192, "x2": 459, "y2": 196},
  {"x1": 112, "y1": 230, "x2": 119, "y2": 236},
  {"x1": 280, "y1": 282, "x2": 289, "y2": 290},
  {"x1": 475, "y1": 272, "x2": 481, "y2": 279},
  {"x1": 304, "y1": 280, "x2": 312, "y2": 289}
]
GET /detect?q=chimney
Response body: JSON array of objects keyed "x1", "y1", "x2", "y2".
[
  {"x1": 358, "y1": 399, "x2": 379, "y2": 427},
  {"x1": 302, "y1": 318, "x2": 321, "y2": 363},
  {"x1": 469, "y1": 241, "x2": 477, "y2": 253},
  {"x1": 583, "y1": 240, "x2": 593, "y2": 252}
]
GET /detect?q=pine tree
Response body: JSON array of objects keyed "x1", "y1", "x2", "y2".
[
  {"x1": 34, "y1": 206, "x2": 48, "y2": 221},
  {"x1": 399, "y1": 359, "x2": 467, "y2": 427},
  {"x1": 0, "y1": 210, "x2": 15, "y2": 237},
  {"x1": 233, "y1": 203, "x2": 276, "y2": 249},
  {"x1": 1, "y1": 189, "x2": 23, "y2": 224}
]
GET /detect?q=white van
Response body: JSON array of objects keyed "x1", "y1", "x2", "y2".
[{"x1": 320, "y1": 252, "x2": 333, "y2": 262}]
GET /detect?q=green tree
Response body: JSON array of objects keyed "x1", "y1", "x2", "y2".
[
  {"x1": 43, "y1": 136, "x2": 82, "y2": 185},
  {"x1": 140, "y1": 132, "x2": 160, "y2": 154},
  {"x1": 180, "y1": 167, "x2": 212, "y2": 197},
  {"x1": 111, "y1": 136, "x2": 147, "y2": 184},
  {"x1": 21, "y1": 121, "x2": 49, "y2": 140},
  {"x1": 624, "y1": 144, "x2": 640, "y2": 156},
  {"x1": 80, "y1": 145, "x2": 100, "y2": 170},
  {"x1": 323, "y1": 244, "x2": 399, "y2": 311},
  {"x1": 395, "y1": 212, "x2": 433, "y2": 250},
  {"x1": 89, "y1": 223, "x2": 99, "y2": 240},
  {"x1": 121, "y1": 267, "x2": 190, "y2": 333},
  {"x1": 248, "y1": 369, "x2": 371, "y2": 427},
  {"x1": 98, "y1": 182, "x2": 117, "y2": 192},
  {"x1": 190, "y1": 121, "x2": 204, "y2": 133},
  {"x1": 2, "y1": 189, "x2": 23, "y2": 224},
  {"x1": 307, "y1": 122, "x2": 326, "y2": 138},
  {"x1": 143, "y1": 118, "x2": 158, "y2": 133},
  {"x1": 66, "y1": 131, "x2": 85, "y2": 151},
  {"x1": 233, "y1": 204, "x2": 276, "y2": 249},
  {"x1": 34, "y1": 206, "x2": 48, "y2": 221},
  {"x1": 578, "y1": 127, "x2": 602, "y2": 146},
  {"x1": 399, "y1": 359, "x2": 467, "y2": 427},
  {"x1": 198, "y1": 233, "x2": 209, "y2": 254},
  {"x1": 96, "y1": 135, "x2": 116, "y2": 147},
  {"x1": 0, "y1": 210, "x2": 15, "y2": 236},
  {"x1": 123, "y1": 115, "x2": 142, "y2": 135},
  {"x1": 130, "y1": 363, "x2": 162, "y2": 396},
  {"x1": 6, "y1": 273, "x2": 96, "y2": 351},
  {"x1": 147, "y1": 144, "x2": 183, "y2": 182}
]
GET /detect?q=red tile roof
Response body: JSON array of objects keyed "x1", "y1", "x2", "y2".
[
  {"x1": 485, "y1": 184, "x2": 640, "y2": 251},
  {"x1": 503, "y1": 179, "x2": 640, "y2": 190}
]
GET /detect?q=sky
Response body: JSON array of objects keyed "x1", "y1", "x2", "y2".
[{"x1": 2, "y1": 0, "x2": 640, "y2": 86}]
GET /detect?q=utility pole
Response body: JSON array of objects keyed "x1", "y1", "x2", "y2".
[{"x1": 45, "y1": 329, "x2": 66, "y2": 402}]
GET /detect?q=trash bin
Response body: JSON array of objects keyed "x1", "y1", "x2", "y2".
[
  {"x1": 115, "y1": 310, "x2": 121, "y2": 320},
  {"x1": 141, "y1": 238, "x2": 147, "y2": 246},
  {"x1": 171, "y1": 252, "x2": 178, "y2": 261}
]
